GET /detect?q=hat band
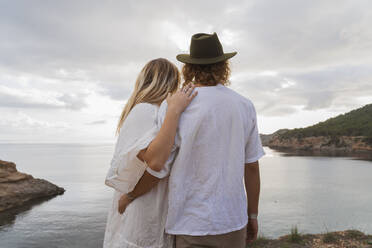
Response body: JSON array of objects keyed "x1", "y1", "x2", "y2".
[{"x1": 190, "y1": 51, "x2": 224, "y2": 59}]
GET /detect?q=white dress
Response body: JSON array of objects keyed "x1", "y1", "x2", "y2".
[{"x1": 103, "y1": 103, "x2": 174, "y2": 248}]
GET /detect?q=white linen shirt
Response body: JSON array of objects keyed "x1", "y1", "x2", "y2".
[{"x1": 148, "y1": 84, "x2": 265, "y2": 236}]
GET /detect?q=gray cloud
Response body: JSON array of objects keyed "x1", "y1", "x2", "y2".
[
  {"x1": 86, "y1": 120, "x2": 107, "y2": 125},
  {"x1": 0, "y1": 0, "x2": 371, "y2": 140},
  {"x1": 1, "y1": 0, "x2": 369, "y2": 100},
  {"x1": 2, "y1": 2, "x2": 371, "y2": 79},
  {"x1": 57, "y1": 93, "x2": 88, "y2": 110},
  {"x1": 233, "y1": 64, "x2": 372, "y2": 116},
  {"x1": 0, "y1": 85, "x2": 88, "y2": 110}
]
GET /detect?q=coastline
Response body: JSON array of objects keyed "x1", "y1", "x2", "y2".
[
  {"x1": 250, "y1": 229, "x2": 372, "y2": 248},
  {"x1": 267, "y1": 135, "x2": 372, "y2": 152},
  {"x1": 261, "y1": 132, "x2": 372, "y2": 161},
  {"x1": 266, "y1": 146, "x2": 372, "y2": 161},
  {"x1": 0, "y1": 159, "x2": 65, "y2": 213}
]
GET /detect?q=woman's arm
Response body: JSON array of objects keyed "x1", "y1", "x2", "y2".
[
  {"x1": 138, "y1": 84, "x2": 197, "y2": 172},
  {"x1": 118, "y1": 84, "x2": 197, "y2": 214},
  {"x1": 118, "y1": 171, "x2": 159, "y2": 214}
]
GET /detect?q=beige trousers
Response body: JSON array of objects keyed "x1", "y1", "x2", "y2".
[{"x1": 175, "y1": 226, "x2": 247, "y2": 248}]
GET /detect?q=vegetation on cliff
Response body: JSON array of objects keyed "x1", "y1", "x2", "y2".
[
  {"x1": 249, "y1": 229, "x2": 372, "y2": 248},
  {"x1": 278, "y1": 104, "x2": 372, "y2": 143}
]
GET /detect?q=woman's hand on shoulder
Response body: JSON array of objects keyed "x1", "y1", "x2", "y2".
[{"x1": 166, "y1": 83, "x2": 198, "y2": 115}]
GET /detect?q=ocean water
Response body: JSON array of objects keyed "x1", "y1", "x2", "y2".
[{"x1": 0, "y1": 143, "x2": 371, "y2": 248}]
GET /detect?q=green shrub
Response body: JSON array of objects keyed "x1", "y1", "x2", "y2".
[
  {"x1": 289, "y1": 226, "x2": 302, "y2": 243},
  {"x1": 345, "y1": 230, "x2": 364, "y2": 239},
  {"x1": 279, "y1": 104, "x2": 372, "y2": 139},
  {"x1": 322, "y1": 232, "x2": 337, "y2": 243}
]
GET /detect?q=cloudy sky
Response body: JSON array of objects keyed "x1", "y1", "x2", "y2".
[{"x1": 1, "y1": 0, "x2": 371, "y2": 143}]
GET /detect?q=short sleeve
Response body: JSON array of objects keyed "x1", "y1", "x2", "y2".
[
  {"x1": 146, "y1": 150, "x2": 177, "y2": 179},
  {"x1": 145, "y1": 100, "x2": 179, "y2": 178},
  {"x1": 105, "y1": 103, "x2": 159, "y2": 193},
  {"x1": 245, "y1": 103, "x2": 265, "y2": 164}
]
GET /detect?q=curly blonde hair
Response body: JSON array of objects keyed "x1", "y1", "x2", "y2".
[{"x1": 181, "y1": 61, "x2": 231, "y2": 87}]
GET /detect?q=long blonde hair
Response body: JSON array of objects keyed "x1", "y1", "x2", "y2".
[{"x1": 116, "y1": 58, "x2": 180, "y2": 135}]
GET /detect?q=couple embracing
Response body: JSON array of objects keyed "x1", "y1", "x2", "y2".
[{"x1": 103, "y1": 32, "x2": 265, "y2": 248}]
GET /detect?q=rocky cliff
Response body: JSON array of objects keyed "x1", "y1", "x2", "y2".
[
  {"x1": 260, "y1": 104, "x2": 372, "y2": 153},
  {"x1": 0, "y1": 160, "x2": 65, "y2": 212},
  {"x1": 266, "y1": 135, "x2": 372, "y2": 152},
  {"x1": 260, "y1": 129, "x2": 289, "y2": 146}
]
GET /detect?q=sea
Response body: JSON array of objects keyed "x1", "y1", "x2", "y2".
[{"x1": 0, "y1": 143, "x2": 371, "y2": 248}]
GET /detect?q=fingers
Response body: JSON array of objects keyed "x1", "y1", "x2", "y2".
[
  {"x1": 189, "y1": 91, "x2": 198, "y2": 100},
  {"x1": 246, "y1": 225, "x2": 258, "y2": 244},
  {"x1": 118, "y1": 194, "x2": 129, "y2": 214},
  {"x1": 167, "y1": 83, "x2": 197, "y2": 112},
  {"x1": 118, "y1": 203, "x2": 124, "y2": 214},
  {"x1": 118, "y1": 202, "x2": 127, "y2": 214},
  {"x1": 181, "y1": 83, "x2": 193, "y2": 93},
  {"x1": 118, "y1": 200, "x2": 124, "y2": 214},
  {"x1": 185, "y1": 84, "x2": 196, "y2": 97},
  {"x1": 246, "y1": 234, "x2": 254, "y2": 244}
]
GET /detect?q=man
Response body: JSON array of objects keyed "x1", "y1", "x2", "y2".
[{"x1": 120, "y1": 32, "x2": 265, "y2": 248}]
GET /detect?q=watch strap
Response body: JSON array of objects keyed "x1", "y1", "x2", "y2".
[{"x1": 248, "y1": 213, "x2": 258, "y2": 219}]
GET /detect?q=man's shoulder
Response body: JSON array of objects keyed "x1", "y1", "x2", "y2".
[{"x1": 222, "y1": 86, "x2": 255, "y2": 110}]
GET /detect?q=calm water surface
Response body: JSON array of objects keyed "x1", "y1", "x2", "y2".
[{"x1": 0, "y1": 144, "x2": 371, "y2": 248}]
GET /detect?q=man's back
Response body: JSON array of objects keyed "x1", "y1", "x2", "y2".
[{"x1": 159, "y1": 84, "x2": 265, "y2": 235}]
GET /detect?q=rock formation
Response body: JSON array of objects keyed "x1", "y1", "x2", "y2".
[
  {"x1": 263, "y1": 135, "x2": 372, "y2": 152},
  {"x1": 250, "y1": 229, "x2": 372, "y2": 248},
  {"x1": 0, "y1": 159, "x2": 65, "y2": 212},
  {"x1": 260, "y1": 103, "x2": 372, "y2": 154},
  {"x1": 260, "y1": 129, "x2": 289, "y2": 146}
]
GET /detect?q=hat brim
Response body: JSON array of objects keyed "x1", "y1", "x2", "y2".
[{"x1": 176, "y1": 52, "x2": 237, "y2": 65}]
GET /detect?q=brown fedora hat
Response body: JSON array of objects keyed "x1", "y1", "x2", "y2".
[{"x1": 176, "y1": 32, "x2": 237, "y2": 65}]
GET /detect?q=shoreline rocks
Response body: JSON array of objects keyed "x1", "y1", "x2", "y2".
[
  {"x1": 250, "y1": 230, "x2": 372, "y2": 248},
  {"x1": 0, "y1": 160, "x2": 65, "y2": 212},
  {"x1": 261, "y1": 131, "x2": 372, "y2": 153},
  {"x1": 267, "y1": 135, "x2": 372, "y2": 152},
  {"x1": 260, "y1": 129, "x2": 289, "y2": 147}
]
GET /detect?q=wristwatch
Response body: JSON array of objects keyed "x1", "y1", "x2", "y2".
[{"x1": 248, "y1": 213, "x2": 258, "y2": 219}]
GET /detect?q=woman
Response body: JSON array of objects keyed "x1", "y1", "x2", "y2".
[{"x1": 103, "y1": 58, "x2": 197, "y2": 248}]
